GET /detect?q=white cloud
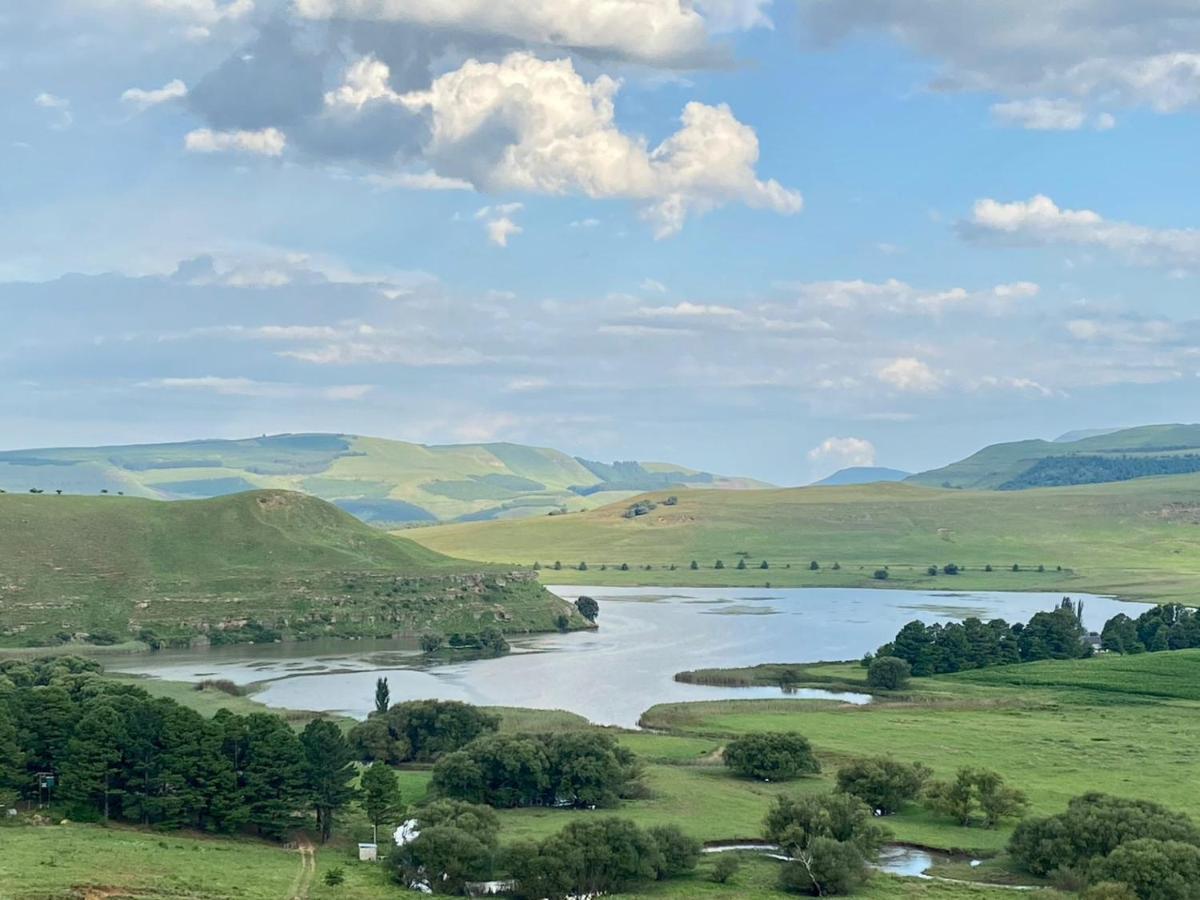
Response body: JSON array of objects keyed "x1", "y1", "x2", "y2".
[
  {"x1": 365, "y1": 171, "x2": 473, "y2": 192},
  {"x1": 640, "y1": 278, "x2": 668, "y2": 293},
  {"x1": 184, "y1": 127, "x2": 286, "y2": 157},
  {"x1": 121, "y1": 79, "x2": 188, "y2": 109},
  {"x1": 789, "y1": 278, "x2": 1038, "y2": 315},
  {"x1": 637, "y1": 301, "x2": 739, "y2": 318},
  {"x1": 807, "y1": 436, "x2": 877, "y2": 468},
  {"x1": 476, "y1": 203, "x2": 524, "y2": 247},
  {"x1": 295, "y1": 0, "x2": 762, "y2": 66},
  {"x1": 964, "y1": 194, "x2": 1200, "y2": 267},
  {"x1": 361, "y1": 53, "x2": 800, "y2": 237},
  {"x1": 877, "y1": 357, "x2": 941, "y2": 392},
  {"x1": 990, "y1": 98, "x2": 1091, "y2": 131},
  {"x1": 971, "y1": 375, "x2": 1057, "y2": 397},
  {"x1": 570, "y1": 218, "x2": 601, "y2": 229}
]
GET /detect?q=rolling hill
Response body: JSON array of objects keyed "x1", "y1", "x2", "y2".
[
  {"x1": 0, "y1": 490, "x2": 581, "y2": 648},
  {"x1": 0, "y1": 434, "x2": 767, "y2": 525},
  {"x1": 907, "y1": 423, "x2": 1200, "y2": 490},
  {"x1": 405, "y1": 475, "x2": 1200, "y2": 602}
]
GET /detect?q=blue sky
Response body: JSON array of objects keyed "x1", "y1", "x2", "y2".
[{"x1": 2, "y1": 1, "x2": 1199, "y2": 484}]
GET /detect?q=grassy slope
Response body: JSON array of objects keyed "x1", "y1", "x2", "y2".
[
  {"x1": 908, "y1": 423, "x2": 1200, "y2": 489},
  {"x1": 0, "y1": 490, "x2": 580, "y2": 647},
  {"x1": 0, "y1": 433, "x2": 764, "y2": 523},
  {"x1": 405, "y1": 475, "x2": 1200, "y2": 602}
]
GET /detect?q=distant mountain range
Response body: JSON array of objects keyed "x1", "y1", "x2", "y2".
[
  {"x1": 0, "y1": 434, "x2": 769, "y2": 524},
  {"x1": 812, "y1": 466, "x2": 912, "y2": 487},
  {"x1": 906, "y1": 424, "x2": 1200, "y2": 490}
]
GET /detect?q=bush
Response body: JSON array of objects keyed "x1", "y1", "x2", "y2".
[
  {"x1": 927, "y1": 768, "x2": 1027, "y2": 828},
  {"x1": 648, "y1": 825, "x2": 701, "y2": 879},
  {"x1": 574, "y1": 596, "x2": 599, "y2": 622},
  {"x1": 873, "y1": 569, "x2": 889, "y2": 580},
  {"x1": 778, "y1": 836, "x2": 869, "y2": 896},
  {"x1": 348, "y1": 700, "x2": 499, "y2": 764},
  {"x1": 866, "y1": 656, "x2": 910, "y2": 691},
  {"x1": 710, "y1": 854, "x2": 740, "y2": 884},
  {"x1": 1009, "y1": 793, "x2": 1200, "y2": 877},
  {"x1": 724, "y1": 733, "x2": 820, "y2": 781},
  {"x1": 765, "y1": 792, "x2": 888, "y2": 896},
  {"x1": 389, "y1": 825, "x2": 493, "y2": 895},
  {"x1": 322, "y1": 866, "x2": 345, "y2": 886},
  {"x1": 1091, "y1": 839, "x2": 1200, "y2": 900},
  {"x1": 836, "y1": 757, "x2": 931, "y2": 815}
]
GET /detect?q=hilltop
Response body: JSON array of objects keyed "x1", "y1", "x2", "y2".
[
  {"x1": 0, "y1": 433, "x2": 767, "y2": 525},
  {"x1": 406, "y1": 475, "x2": 1200, "y2": 602},
  {"x1": 0, "y1": 490, "x2": 581, "y2": 648},
  {"x1": 908, "y1": 423, "x2": 1200, "y2": 490},
  {"x1": 812, "y1": 466, "x2": 911, "y2": 486}
]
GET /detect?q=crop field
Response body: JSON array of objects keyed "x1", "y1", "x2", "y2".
[{"x1": 407, "y1": 475, "x2": 1200, "y2": 602}]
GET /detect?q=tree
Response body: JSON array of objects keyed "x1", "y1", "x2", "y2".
[
  {"x1": 866, "y1": 656, "x2": 910, "y2": 691},
  {"x1": 648, "y1": 825, "x2": 700, "y2": 879},
  {"x1": 1009, "y1": 793, "x2": 1200, "y2": 877},
  {"x1": 374, "y1": 677, "x2": 390, "y2": 715},
  {"x1": 390, "y1": 825, "x2": 494, "y2": 895},
  {"x1": 836, "y1": 757, "x2": 931, "y2": 815},
  {"x1": 419, "y1": 634, "x2": 444, "y2": 653},
  {"x1": 927, "y1": 768, "x2": 1026, "y2": 828},
  {"x1": 873, "y1": 569, "x2": 889, "y2": 580},
  {"x1": 764, "y1": 792, "x2": 887, "y2": 896},
  {"x1": 360, "y1": 763, "x2": 404, "y2": 844},
  {"x1": 711, "y1": 855, "x2": 740, "y2": 884},
  {"x1": 760, "y1": 560, "x2": 769, "y2": 569},
  {"x1": 690, "y1": 560, "x2": 699, "y2": 570},
  {"x1": 809, "y1": 561, "x2": 820, "y2": 571},
  {"x1": 553, "y1": 561, "x2": 562, "y2": 571},
  {"x1": 301, "y1": 719, "x2": 356, "y2": 843},
  {"x1": 927, "y1": 565, "x2": 939, "y2": 576},
  {"x1": 724, "y1": 733, "x2": 820, "y2": 781},
  {"x1": 60, "y1": 702, "x2": 126, "y2": 820},
  {"x1": 574, "y1": 596, "x2": 599, "y2": 622},
  {"x1": 348, "y1": 700, "x2": 499, "y2": 764},
  {"x1": 943, "y1": 563, "x2": 960, "y2": 575},
  {"x1": 240, "y1": 713, "x2": 308, "y2": 839},
  {"x1": 1092, "y1": 839, "x2": 1200, "y2": 900},
  {"x1": 323, "y1": 867, "x2": 346, "y2": 886}
]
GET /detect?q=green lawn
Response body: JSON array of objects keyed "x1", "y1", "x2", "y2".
[{"x1": 406, "y1": 475, "x2": 1200, "y2": 603}]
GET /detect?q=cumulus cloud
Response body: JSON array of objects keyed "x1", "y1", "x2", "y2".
[
  {"x1": 122, "y1": 79, "x2": 188, "y2": 109},
  {"x1": 962, "y1": 194, "x2": 1200, "y2": 267},
  {"x1": 989, "y1": 98, "x2": 1115, "y2": 131},
  {"x1": 788, "y1": 278, "x2": 1038, "y2": 315},
  {"x1": 294, "y1": 0, "x2": 763, "y2": 67},
  {"x1": 364, "y1": 171, "x2": 473, "y2": 191},
  {"x1": 342, "y1": 52, "x2": 801, "y2": 237},
  {"x1": 877, "y1": 357, "x2": 941, "y2": 392},
  {"x1": 807, "y1": 436, "x2": 877, "y2": 468},
  {"x1": 797, "y1": 1, "x2": 1200, "y2": 116},
  {"x1": 184, "y1": 127, "x2": 286, "y2": 156}
]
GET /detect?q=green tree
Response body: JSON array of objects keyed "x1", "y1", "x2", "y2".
[
  {"x1": 926, "y1": 767, "x2": 1026, "y2": 828},
  {"x1": 724, "y1": 733, "x2": 820, "y2": 781},
  {"x1": 301, "y1": 719, "x2": 358, "y2": 843},
  {"x1": 710, "y1": 854, "x2": 740, "y2": 884},
  {"x1": 374, "y1": 677, "x2": 390, "y2": 715},
  {"x1": 736, "y1": 558, "x2": 747, "y2": 570},
  {"x1": 809, "y1": 561, "x2": 820, "y2": 571},
  {"x1": 360, "y1": 763, "x2": 404, "y2": 844},
  {"x1": 1092, "y1": 839, "x2": 1200, "y2": 900},
  {"x1": 390, "y1": 826, "x2": 494, "y2": 895},
  {"x1": 760, "y1": 560, "x2": 769, "y2": 569},
  {"x1": 836, "y1": 757, "x2": 931, "y2": 815},
  {"x1": 715, "y1": 560, "x2": 725, "y2": 570},
  {"x1": 690, "y1": 560, "x2": 699, "y2": 570},
  {"x1": 241, "y1": 714, "x2": 307, "y2": 839},
  {"x1": 866, "y1": 656, "x2": 911, "y2": 690},
  {"x1": 60, "y1": 702, "x2": 126, "y2": 820},
  {"x1": 649, "y1": 825, "x2": 701, "y2": 879},
  {"x1": 574, "y1": 596, "x2": 599, "y2": 622},
  {"x1": 765, "y1": 792, "x2": 887, "y2": 896}
]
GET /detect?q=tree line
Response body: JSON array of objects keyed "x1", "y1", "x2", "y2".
[
  {"x1": 0, "y1": 657, "x2": 367, "y2": 842},
  {"x1": 872, "y1": 598, "x2": 1091, "y2": 676},
  {"x1": 1100, "y1": 604, "x2": 1200, "y2": 655}
]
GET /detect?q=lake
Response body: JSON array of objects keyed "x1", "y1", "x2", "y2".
[{"x1": 105, "y1": 586, "x2": 1147, "y2": 728}]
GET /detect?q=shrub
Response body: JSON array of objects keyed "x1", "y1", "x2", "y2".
[
  {"x1": 873, "y1": 569, "x2": 889, "y2": 580},
  {"x1": 724, "y1": 733, "x2": 820, "y2": 781},
  {"x1": 765, "y1": 792, "x2": 888, "y2": 896},
  {"x1": 778, "y1": 836, "x2": 869, "y2": 896},
  {"x1": 927, "y1": 768, "x2": 1026, "y2": 828},
  {"x1": 322, "y1": 866, "x2": 345, "y2": 886},
  {"x1": 574, "y1": 596, "x2": 599, "y2": 622},
  {"x1": 1091, "y1": 839, "x2": 1200, "y2": 900},
  {"x1": 710, "y1": 854, "x2": 740, "y2": 884},
  {"x1": 866, "y1": 656, "x2": 910, "y2": 691},
  {"x1": 836, "y1": 757, "x2": 931, "y2": 815},
  {"x1": 648, "y1": 825, "x2": 701, "y2": 879}
]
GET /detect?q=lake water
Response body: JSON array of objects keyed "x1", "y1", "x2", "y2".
[{"x1": 105, "y1": 586, "x2": 1147, "y2": 728}]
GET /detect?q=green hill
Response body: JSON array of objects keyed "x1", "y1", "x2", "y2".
[
  {"x1": 908, "y1": 423, "x2": 1200, "y2": 490},
  {"x1": 406, "y1": 475, "x2": 1200, "y2": 602},
  {"x1": 0, "y1": 490, "x2": 581, "y2": 648},
  {"x1": 0, "y1": 433, "x2": 767, "y2": 525}
]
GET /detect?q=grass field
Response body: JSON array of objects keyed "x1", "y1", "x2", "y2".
[
  {"x1": 406, "y1": 475, "x2": 1200, "y2": 602},
  {"x1": 0, "y1": 490, "x2": 584, "y2": 648}
]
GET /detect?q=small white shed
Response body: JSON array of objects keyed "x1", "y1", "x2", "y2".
[{"x1": 358, "y1": 842, "x2": 379, "y2": 862}]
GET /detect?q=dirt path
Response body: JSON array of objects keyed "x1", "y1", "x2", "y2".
[{"x1": 288, "y1": 840, "x2": 316, "y2": 900}]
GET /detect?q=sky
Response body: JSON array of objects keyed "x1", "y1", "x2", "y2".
[{"x1": 2, "y1": 1, "x2": 1199, "y2": 485}]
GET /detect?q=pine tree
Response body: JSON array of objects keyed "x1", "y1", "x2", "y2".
[
  {"x1": 360, "y1": 762, "x2": 404, "y2": 844},
  {"x1": 375, "y1": 678, "x2": 390, "y2": 715},
  {"x1": 301, "y1": 719, "x2": 356, "y2": 843},
  {"x1": 241, "y1": 714, "x2": 307, "y2": 839},
  {"x1": 61, "y1": 703, "x2": 127, "y2": 820}
]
